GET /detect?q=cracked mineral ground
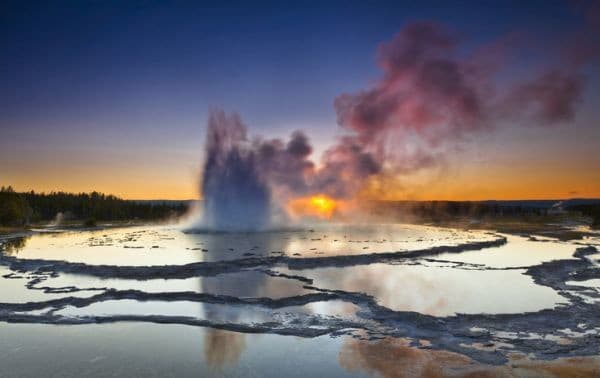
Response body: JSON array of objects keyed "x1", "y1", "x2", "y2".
[{"x1": 1, "y1": 223, "x2": 600, "y2": 377}]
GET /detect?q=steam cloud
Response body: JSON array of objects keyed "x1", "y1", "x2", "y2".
[
  {"x1": 200, "y1": 109, "x2": 380, "y2": 230},
  {"x1": 199, "y1": 10, "x2": 597, "y2": 230},
  {"x1": 335, "y1": 16, "x2": 597, "y2": 162}
]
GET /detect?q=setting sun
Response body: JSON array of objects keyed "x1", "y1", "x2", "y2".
[{"x1": 289, "y1": 194, "x2": 339, "y2": 219}]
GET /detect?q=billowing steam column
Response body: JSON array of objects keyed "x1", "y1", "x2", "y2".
[{"x1": 201, "y1": 110, "x2": 271, "y2": 231}]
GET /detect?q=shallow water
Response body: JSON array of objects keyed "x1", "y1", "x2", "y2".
[
  {"x1": 1, "y1": 323, "x2": 599, "y2": 378},
  {"x1": 435, "y1": 234, "x2": 578, "y2": 268},
  {"x1": 0, "y1": 323, "x2": 361, "y2": 378},
  {"x1": 6, "y1": 224, "x2": 496, "y2": 266},
  {"x1": 1, "y1": 223, "x2": 599, "y2": 375},
  {"x1": 275, "y1": 261, "x2": 566, "y2": 316}
]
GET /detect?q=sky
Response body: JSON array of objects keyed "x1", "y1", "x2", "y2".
[{"x1": 1, "y1": 0, "x2": 599, "y2": 200}]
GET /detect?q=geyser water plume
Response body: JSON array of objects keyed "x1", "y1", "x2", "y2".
[{"x1": 201, "y1": 110, "x2": 271, "y2": 231}]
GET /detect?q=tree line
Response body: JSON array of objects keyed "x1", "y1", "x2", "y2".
[
  {"x1": 567, "y1": 204, "x2": 600, "y2": 228},
  {"x1": 367, "y1": 199, "x2": 600, "y2": 228},
  {"x1": 0, "y1": 186, "x2": 188, "y2": 227}
]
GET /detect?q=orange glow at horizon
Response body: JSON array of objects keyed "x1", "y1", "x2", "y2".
[
  {"x1": 288, "y1": 194, "x2": 340, "y2": 219},
  {"x1": 3, "y1": 148, "x2": 599, "y2": 201}
]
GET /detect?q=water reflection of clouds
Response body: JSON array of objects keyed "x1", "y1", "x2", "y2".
[
  {"x1": 204, "y1": 329, "x2": 247, "y2": 370},
  {"x1": 278, "y1": 262, "x2": 566, "y2": 316},
  {"x1": 339, "y1": 338, "x2": 489, "y2": 377},
  {"x1": 339, "y1": 338, "x2": 600, "y2": 377},
  {"x1": 200, "y1": 234, "x2": 281, "y2": 369}
]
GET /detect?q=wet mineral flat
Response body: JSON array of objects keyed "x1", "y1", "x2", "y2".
[{"x1": 1, "y1": 223, "x2": 599, "y2": 375}]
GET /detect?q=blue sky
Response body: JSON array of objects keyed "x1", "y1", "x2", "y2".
[{"x1": 1, "y1": 0, "x2": 598, "y2": 199}]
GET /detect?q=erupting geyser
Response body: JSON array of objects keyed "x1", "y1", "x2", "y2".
[
  {"x1": 201, "y1": 110, "x2": 271, "y2": 231},
  {"x1": 197, "y1": 108, "x2": 375, "y2": 231},
  {"x1": 196, "y1": 19, "x2": 598, "y2": 232},
  {"x1": 196, "y1": 107, "x2": 377, "y2": 231}
]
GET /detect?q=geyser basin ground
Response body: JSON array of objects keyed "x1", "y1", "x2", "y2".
[
  {"x1": 1, "y1": 223, "x2": 600, "y2": 376},
  {"x1": 4, "y1": 224, "x2": 498, "y2": 266}
]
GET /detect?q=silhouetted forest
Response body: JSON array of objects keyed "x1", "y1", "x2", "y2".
[
  {"x1": 567, "y1": 204, "x2": 600, "y2": 228},
  {"x1": 3, "y1": 186, "x2": 598, "y2": 229},
  {"x1": 368, "y1": 200, "x2": 545, "y2": 220},
  {"x1": 367, "y1": 199, "x2": 600, "y2": 228},
  {"x1": 0, "y1": 186, "x2": 188, "y2": 227}
]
